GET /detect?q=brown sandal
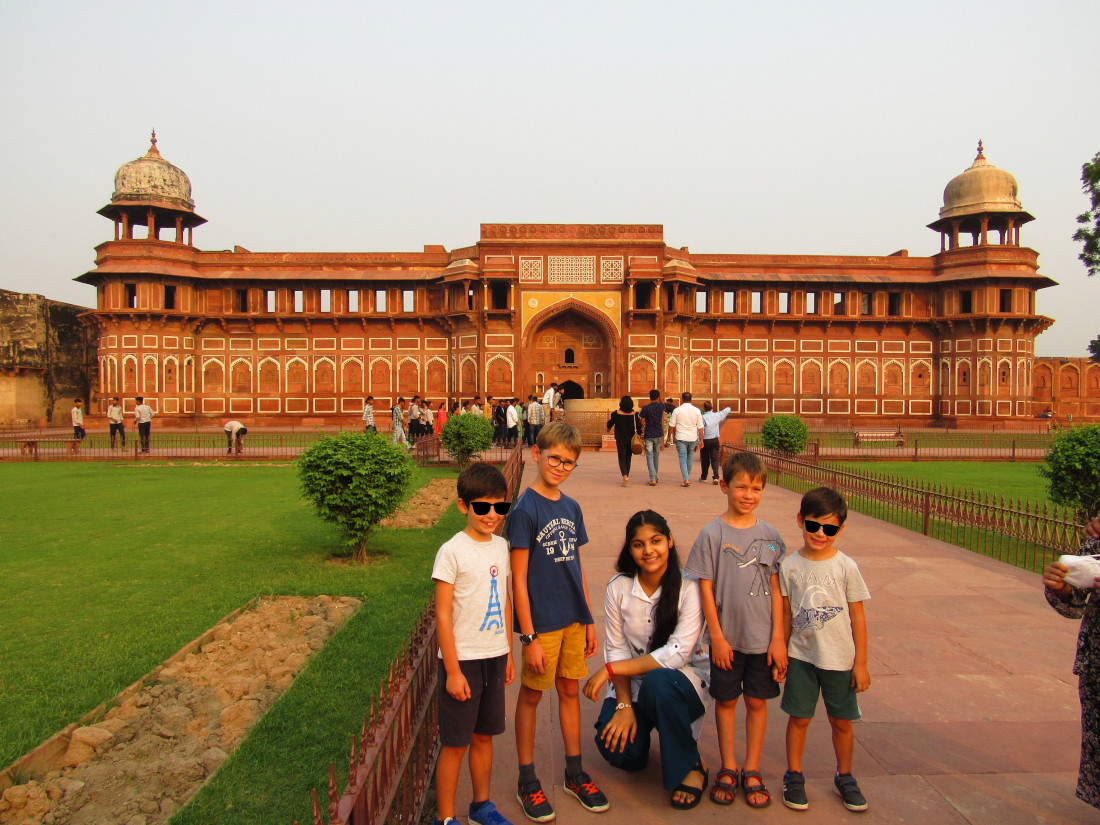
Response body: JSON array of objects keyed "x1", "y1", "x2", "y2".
[
  {"x1": 741, "y1": 769, "x2": 771, "y2": 808},
  {"x1": 709, "y1": 768, "x2": 738, "y2": 805}
]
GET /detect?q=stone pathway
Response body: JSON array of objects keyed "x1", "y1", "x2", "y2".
[{"x1": 454, "y1": 447, "x2": 1099, "y2": 824}]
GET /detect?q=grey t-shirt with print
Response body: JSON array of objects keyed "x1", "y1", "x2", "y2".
[{"x1": 685, "y1": 517, "x2": 787, "y2": 655}]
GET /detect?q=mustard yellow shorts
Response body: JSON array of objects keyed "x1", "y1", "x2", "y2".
[{"x1": 521, "y1": 622, "x2": 589, "y2": 692}]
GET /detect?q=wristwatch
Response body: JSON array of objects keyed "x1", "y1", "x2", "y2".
[{"x1": 519, "y1": 632, "x2": 539, "y2": 646}]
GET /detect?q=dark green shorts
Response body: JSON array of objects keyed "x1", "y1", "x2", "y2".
[{"x1": 780, "y1": 657, "x2": 861, "y2": 720}]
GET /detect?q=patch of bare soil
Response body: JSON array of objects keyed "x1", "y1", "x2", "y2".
[
  {"x1": 0, "y1": 595, "x2": 360, "y2": 825},
  {"x1": 379, "y1": 479, "x2": 456, "y2": 529}
]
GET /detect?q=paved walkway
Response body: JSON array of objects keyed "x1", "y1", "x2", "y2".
[{"x1": 458, "y1": 448, "x2": 1098, "y2": 824}]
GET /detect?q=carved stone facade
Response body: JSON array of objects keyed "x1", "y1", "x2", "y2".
[{"x1": 76, "y1": 138, "x2": 1064, "y2": 426}]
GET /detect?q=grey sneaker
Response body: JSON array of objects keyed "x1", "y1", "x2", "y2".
[
  {"x1": 782, "y1": 770, "x2": 809, "y2": 811},
  {"x1": 833, "y1": 773, "x2": 868, "y2": 812}
]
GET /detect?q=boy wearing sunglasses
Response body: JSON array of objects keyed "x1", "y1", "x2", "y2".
[
  {"x1": 432, "y1": 462, "x2": 516, "y2": 825},
  {"x1": 507, "y1": 422, "x2": 608, "y2": 820},
  {"x1": 778, "y1": 487, "x2": 871, "y2": 813}
]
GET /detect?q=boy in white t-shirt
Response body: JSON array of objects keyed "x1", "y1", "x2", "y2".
[
  {"x1": 432, "y1": 463, "x2": 516, "y2": 825},
  {"x1": 778, "y1": 487, "x2": 871, "y2": 813}
]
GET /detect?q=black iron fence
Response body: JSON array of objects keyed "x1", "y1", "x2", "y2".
[{"x1": 721, "y1": 443, "x2": 1082, "y2": 573}]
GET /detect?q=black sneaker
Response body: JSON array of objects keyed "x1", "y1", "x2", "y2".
[
  {"x1": 517, "y1": 780, "x2": 555, "y2": 822},
  {"x1": 833, "y1": 773, "x2": 868, "y2": 812},
  {"x1": 783, "y1": 770, "x2": 809, "y2": 811},
  {"x1": 563, "y1": 771, "x2": 609, "y2": 813}
]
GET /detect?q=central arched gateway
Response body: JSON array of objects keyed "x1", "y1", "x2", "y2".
[{"x1": 523, "y1": 302, "x2": 619, "y2": 400}]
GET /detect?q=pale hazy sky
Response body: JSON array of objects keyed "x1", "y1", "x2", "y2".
[{"x1": 2, "y1": 0, "x2": 1097, "y2": 356}]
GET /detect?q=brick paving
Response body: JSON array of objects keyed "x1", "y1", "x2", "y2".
[{"x1": 453, "y1": 448, "x2": 1099, "y2": 825}]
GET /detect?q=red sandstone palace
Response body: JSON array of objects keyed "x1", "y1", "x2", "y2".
[{"x1": 74, "y1": 135, "x2": 1097, "y2": 426}]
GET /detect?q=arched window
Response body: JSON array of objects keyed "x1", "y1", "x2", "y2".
[{"x1": 564, "y1": 348, "x2": 575, "y2": 364}]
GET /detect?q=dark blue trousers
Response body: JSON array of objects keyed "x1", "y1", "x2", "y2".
[{"x1": 593, "y1": 668, "x2": 705, "y2": 790}]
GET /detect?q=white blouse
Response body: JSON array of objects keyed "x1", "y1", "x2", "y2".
[{"x1": 601, "y1": 573, "x2": 710, "y2": 706}]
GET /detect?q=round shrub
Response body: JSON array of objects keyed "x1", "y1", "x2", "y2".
[
  {"x1": 297, "y1": 430, "x2": 413, "y2": 563},
  {"x1": 1040, "y1": 423, "x2": 1100, "y2": 518},
  {"x1": 760, "y1": 414, "x2": 809, "y2": 454},
  {"x1": 440, "y1": 413, "x2": 495, "y2": 469}
]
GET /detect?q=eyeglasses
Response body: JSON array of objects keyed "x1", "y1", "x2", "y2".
[
  {"x1": 543, "y1": 453, "x2": 578, "y2": 471},
  {"x1": 469, "y1": 501, "x2": 511, "y2": 516},
  {"x1": 803, "y1": 519, "x2": 840, "y2": 537}
]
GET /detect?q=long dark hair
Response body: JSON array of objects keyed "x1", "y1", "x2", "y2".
[{"x1": 616, "y1": 510, "x2": 682, "y2": 652}]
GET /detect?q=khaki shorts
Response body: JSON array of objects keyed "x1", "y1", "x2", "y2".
[{"x1": 521, "y1": 622, "x2": 589, "y2": 691}]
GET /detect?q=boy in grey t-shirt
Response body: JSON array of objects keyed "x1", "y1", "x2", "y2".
[
  {"x1": 685, "y1": 451, "x2": 787, "y2": 808},
  {"x1": 778, "y1": 487, "x2": 871, "y2": 814}
]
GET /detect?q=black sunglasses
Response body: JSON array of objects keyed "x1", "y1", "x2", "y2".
[
  {"x1": 803, "y1": 519, "x2": 840, "y2": 537},
  {"x1": 469, "y1": 501, "x2": 511, "y2": 516}
]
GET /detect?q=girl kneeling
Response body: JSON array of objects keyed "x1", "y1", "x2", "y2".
[{"x1": 583, "y1": 510, "x2": 711, "y2": 809}]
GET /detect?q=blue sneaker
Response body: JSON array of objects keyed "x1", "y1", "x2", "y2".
[{"x1": 470, "y1": 800, "x2": 514, "y2": 825}]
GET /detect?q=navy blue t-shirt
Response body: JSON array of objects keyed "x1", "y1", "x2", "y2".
[
  {"x1": 639, "y1": 401, "x2": 665, "y2": 439},
  {"x1": 506, "y1": 487, "x2": 593, "y2": 633}
]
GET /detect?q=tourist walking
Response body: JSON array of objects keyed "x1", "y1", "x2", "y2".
[
  {"x1": 362, "y1": 396, "x2": 376, "y2": 433},
  {"x1": 639, "y1": 390, "x2": 665, "y2": 486},
  {"x1": 525, "y1": 394, "x2": 545, "y2": 446},
  {"x1": 392, "y1": 398, "x2": 409, "y2": 447},
  {"x1": 665, "y1": 393, "x2": 704, "y2": 487},
  {"x1": 435, "y1": 400, "x2": 449, "y2": 435},
  {"x1": 607, "y1": 395, "x2": 642, "y2": 487},
  {"x1": 134, "y1": 396, "x2": 155, "y2": 453},
  {"x1": 70, "y1": 399, "x2": 86, "y2": 441},
  {"x1": 699, "y1": 401, "x2": 732, "y2": 484},
  {"x1": 107, "y1": 396, "x2": 126, "y2": 448}
]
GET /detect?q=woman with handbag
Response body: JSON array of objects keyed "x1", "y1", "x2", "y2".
[{"x1": 608, "y1": 395, "x2": 643, "y2": 487}]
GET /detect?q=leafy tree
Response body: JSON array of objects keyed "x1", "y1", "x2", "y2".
[
  {"x1": 1074, "y1": 151, "x2": 1100, "y2": 278},
  {"x1": 1040, "y1": 423, "x2": 1100, "y2": 519},
  {"x1": 440, "y1": 413, "x2": 494, "y2": 469},
  {"x1": 1089, "y1": 335, "x2": 1100, "y2": 364},
  {"x1": 760, "y1": 414, "x2": 809, "y2": 454},
  {"x1": 297, "y1": 431, "x2": 413, "y2": 563}
]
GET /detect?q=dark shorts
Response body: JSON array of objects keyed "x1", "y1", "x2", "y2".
[
  {"x1": 709, "y1": 650, "x2": 780, "y2": 702},
  {"x1": 780, "y1": 657, "x2": 861, "y2": 720},
  {"x1": 438, "y1": 653, "x2": 508, "y2": 747}
]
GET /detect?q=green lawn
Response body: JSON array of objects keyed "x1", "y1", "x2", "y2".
[
  {"x1": 847, "y1": 461, "x2": 1051, "y2": 506},
  {"x1": 0, "y1": 461, "x2": 462, "y2": 824}
]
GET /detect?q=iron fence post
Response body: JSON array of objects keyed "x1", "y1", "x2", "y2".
[{"x1": 922, "y1": 491, "x2": 931, "y2": 535}]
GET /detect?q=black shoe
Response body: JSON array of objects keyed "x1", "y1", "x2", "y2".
[
  {"x1": 563, "y1": 771, "x2": 608, "y2": 813},
  {"x1": 783, "y1": 770, "x2": 808, "y2": 811},
  {"x1": 517, "y1": 780, "x2": 555, "y2": 822},
  {"x1": 833, "y1": 773, "x2": 867, "y2": 812}
]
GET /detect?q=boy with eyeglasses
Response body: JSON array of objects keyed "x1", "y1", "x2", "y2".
[
  {"x1": 432, "y1": 462, "x2": 516, "y2": 825},
  {"x1": 778, "y1": 487, "x2": 871, "y2": 813},
  {"x1": 507, "y1": 422, "x2": 608, "y2": 820}
]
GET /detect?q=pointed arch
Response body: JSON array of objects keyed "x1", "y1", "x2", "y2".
[
  {"x1": 342, "y1": 357, "x2": 364, "y2": 393},
  {"x1": 800, "y1": 358, "x2": 822, "y2": 395},
  {"x1": 746, "y1": 358, "x2": 768, "y2": 395},
  {"x1": 314, "y1": 356, "x2": 336, "y2": 393},
  {"x1": 259, "y1": 357, "x2": 281, "y2": 394},
  {"x1": 231, "y1": 357, "x2": 254, "y2": 393},
  {"x1": 773, "y1": 358, "x2": 795, "y2": 395},
  {"x1": 629, "y1": 355, "x2": 656, "y2": 393},
  {"x1": 202, "y1": 357, "x2": 225, "y2": 394},
  {"x1": 718, "y1": 358, "x2": 740, "y2": 395},
  {"x1": 163, "y1": 356, "x2": 179, "y2": 394}
]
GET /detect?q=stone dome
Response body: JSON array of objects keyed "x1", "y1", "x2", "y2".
[
  {"x1": 939, "y1": 141, "x2": 1022, "y2": 220},
  {"x1": 110, "y1": 132, "x2": 195, "y2": 212}
]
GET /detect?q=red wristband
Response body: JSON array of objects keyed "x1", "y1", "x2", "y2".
[{"x1": 605, "y1": 662, "x2": 615, "y2": 679}]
